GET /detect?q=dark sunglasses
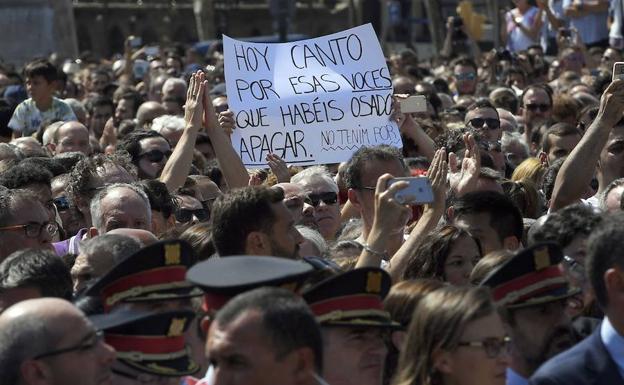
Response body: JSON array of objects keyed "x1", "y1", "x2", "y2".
[
  {"x1": 454, "y1": 72, "x2": 476, "y2": 81},
  {"x1": 468, "y1": 118, "x2": 500, "y2": 130},
  {"x1": 54, "y1": 196, "x2": 70, "y2": 212},
  {"x1": 304, "y1": 192, "x2": 338, "y2": 207},
  {"x1": 525, "y1": 103, "x2": 550, "y2": 112},
  {"x1": 175, "y1": 208, "x2": 209, "y2": 223},
  {"x1": 139, "y1": 149, "x2": 172, "y2": 163}
]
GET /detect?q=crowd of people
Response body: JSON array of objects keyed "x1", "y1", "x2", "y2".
[{"x1": 1, "y1": 1, "x2": 624, "y2": 385}]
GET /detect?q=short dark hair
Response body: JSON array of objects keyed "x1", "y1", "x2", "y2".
[
  {"x1": 66, "y1": 153, "x2": 137, "y2": 205},
  {"x1": 117, "y1": 130, "x2": 169, "y2": 164},
  {"x1": 520, "y1": 83, "x2": 553, "y2": 107},
  {"x1": 452, "y1": 191, "x2": 524, "y2": 242},
  {"x1": 541, "y1": 123, "x2": 582, "y2": 154},
  {"x1": 0, "y1": 249, "x2": 72, "y2": 300},
  {"x1": 215, "y1": 287, "x2": 322, "y2": 373},
  {"x1": 0, "y1": 188, "x2": 40, "y2": 227},
  {"x1": 586, "y1": 213, "x2": 624, "y2": 309},
  {"x1": 24, "y1": 59, "x2": 59, "y2": 83},
  {"x1": 344, "y1": 145, "x2": 405, "y2": 190},
  {"x1": 84, "y1": 95, "x2": 114, "y2": 115},
  {"x1": 530, "y1": 203, "x2": 601, "y2": 248},
  {"x1": 117, "y1": 91, "x2": 143, "y2": 116},
  {"x1": 465, "y1": 98, "x2": 500, "y2": 120},
  {"x1": 451, "y1": 56, "x2": 478, "y2": 73},
  {"x1": 211, "y1": 186, "x2": 284, "y2": 256},
  {"x1": 138, "y1": 179, "x2": 177, "y2": 219},
  {"x1": 0, "y1": 162, "x2": 53, "y2": 189}
]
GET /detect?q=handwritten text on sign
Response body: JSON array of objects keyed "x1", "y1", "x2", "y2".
[{"x1": 223, "y1": 24, "x2": 402, "y2": 167}]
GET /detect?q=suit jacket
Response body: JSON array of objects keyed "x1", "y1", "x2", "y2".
[{"x1": 529, "y1": 326, "x2": 623, "y2": 385}]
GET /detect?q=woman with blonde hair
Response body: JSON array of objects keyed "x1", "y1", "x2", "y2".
[
  {"x1": 393, "y1": 286, "x2": 510, "y2": 385},
  {"x1": 511, "y1": 157, "x2": 545, "y2": 186}
]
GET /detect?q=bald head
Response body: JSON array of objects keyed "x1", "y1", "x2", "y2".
[
  {"x1": 137, "y1": 101, "x2": 166, "y2": 128},
  {"x1": 54, "y1": 121, "x2": 91, "y2": 155},
  {"x1": 106, "y1": 228, "x2": 158, "y2": 246},
  {"x1": 1, "y1": 297, "x2": 80, "y2": 324}
]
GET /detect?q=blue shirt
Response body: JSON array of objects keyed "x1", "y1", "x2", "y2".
[
  {"x1": 563, "y1": 0, "x2": 609, "y2": 44},
  {"x1": 507, "y1": 367, "x2": 529, "y2": 385},
  {"x1": 600, "y1": 317, "x2": 624, "y2": 379}
]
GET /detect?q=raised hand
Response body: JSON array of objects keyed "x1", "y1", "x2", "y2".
[
  {"x1": 217, "y1": 110, "x2": 235, "y2": 137},
  {"x1": 426, "y1": 147, "x2": 448, "y2": 211},
  {"x1": 449, "y1": 133, "x2": 480, "y2": 196},
  {"x1": 184, "y1": 71, "x2": 206, "y2": 130},
  {"x1": 266, "y1": 153, "x2": 290, "y2": 183}
]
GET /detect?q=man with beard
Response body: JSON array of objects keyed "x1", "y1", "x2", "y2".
[
  {"x1": 481, "y1": 243, "x2": 578, "y2": 385},
  {"x1": 211, "y1": 186, "x2": 304, "y2": 259},
  {"x1": 303, "y1": 268, "x2": 398, "y2": 385}
]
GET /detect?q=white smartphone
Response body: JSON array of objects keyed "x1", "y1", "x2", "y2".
[
  {"x1": 129, "y1": 36, "x2": 142, "y2": 48},
  {"x1": 387, "y1": 177, "x2": 434, "y2": 205},
  {"x1": 613, "y1": 62, "x2": 624, "y2": 81},
  {"x1": 400, "y1": 95, "x2": 428, "y2": 114}
]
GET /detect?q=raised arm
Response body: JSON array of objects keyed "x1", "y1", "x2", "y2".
[
  {"x1": 160, "y1": 71, "x2": 205, "y2": 191},
  {"x1": 207, "y1": 109, "x2": 249, "y2": 190},
  {"x1": 387, "y1": 148, "x2": 448, "y2": 282},
  {"x1": 550, "y1": 80, "x2": 624, "y2": 211}
]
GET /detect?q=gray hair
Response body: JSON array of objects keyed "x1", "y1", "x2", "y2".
[
  {"x1": 600, "y1": 178, "x2": 624, "y2": 211},
  {"x1": 42, "y1": 121, "x2": 66, "y2": 146},
  {"x1": 90, "y1": 183, "x2": 151, "y2": 233},
  {"x1": 296, "y1": 225, "x2": 328, "y2": 256},
  {"x1": 151, "y1": 114, "x2": 186, "y2": 135},
  {"x1": 501, "y1": 131, "x2": 529, "y2": 156},
  {"x1": 162, "y1": 77, "x2": 188, "y2": 96},
  {"x1": 80, "y1": 234, "x2": 142, "y2": 262},
  {"x1": 291, "y1": 166, "x2": 338, "y2": 193},
  {"x1": 0, "y1": 316, "x2": 55, "y2": 384}
]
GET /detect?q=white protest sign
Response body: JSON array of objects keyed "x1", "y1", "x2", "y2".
[{"x1": 223, "y1": 23, "x2": 402, "y2": 167}]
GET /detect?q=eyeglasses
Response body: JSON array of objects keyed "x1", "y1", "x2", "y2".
[
  {"x1": 304, "y1": 192, "x2": 338, "y2": 207},
  {"x1": 175, "y1": 208, "x2": 209, "y2": 223},
  {"x1": 454, "y1": 73, "x2": 476, "y2": 81},
  {"x1": 457, "y1": 336, "x2": 511, "y2": 358},
  {"x1": 139, "y1": 149, "x2": 172, "y2": 163},
  {"x1": 525, "y1": 103, "x2": 550, "y2": 112},
  {"x1": 0, "y1": 222, "x2": 58, "y2": 238},
  {"x1": 468, "y1": 118, "x2": 500, "y2": 130},
  {"x1": 33, "y1": 330, "x2": 104, "y2": 360}
]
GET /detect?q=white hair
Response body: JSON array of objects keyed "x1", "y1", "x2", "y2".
[
  {"x1": 42, "y1": 121, "x2": 65, "y2": 146},
  {"x1": 151, "y1": 114, "x2": 186, "y2": 134},
  {"x1": 296, "y1": 225, "x2": 328, "y2": 257},
  {"x1": 90, "y1": 183, "x2": 151, "y2": 233},
  {"x1": 290, "y1": 166, "x2": 338, "y2": 193},
  {"x1": 501, "y1": 131, "x2": 529, "y2": 157}
]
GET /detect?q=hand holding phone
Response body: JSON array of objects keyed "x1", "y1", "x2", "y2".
[
  {"x1": 387, "y1": 177, "x2": 434, "y2": 205},
  {"x1": 613, "y1": 62, "x2": 624, "y2": 81},
  {"x1": 399, "y1": 95, "x2": 428, "y2": 114}
]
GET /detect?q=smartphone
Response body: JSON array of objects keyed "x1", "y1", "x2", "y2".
[
  {"x1": 129, "y1": 36, "x2": 142, "y2": 48},
  {"x1": 144, "y1": 46, "x2": 160, "y2": 57},
  {"x1": 613, "y1": 62, "x2": 624, "y2": 81},
  {"x1": 387, "y1": 177, "x2": 434, "y2": 205},
  {"x1": 400, "y1": 95, "x2": 427, "y2": 114},
  {"x1": 133, "y1": 59, "x2": 149, "y2": 80}
]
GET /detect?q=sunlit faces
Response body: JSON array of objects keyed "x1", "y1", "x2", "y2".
[
  {"x1": 599, "y1": 125, "x2": 624, "y2": 185},
  {"x1": 56, "y1": 122, "x2": 91, "y2": 155},
  {"x1": 437, "y1": 312, "x2": 509, "y2": 385},
  {"x1": 26, "y1": 75, "x2": 55, "y2": 105},
  {"x1": 0, "y1": 199, "x2": 53, "y2": 259},
  {"x1": 465, "y1": 107, "x2": 501, "y2": 142},
  {"x1": 300, "y1": 179, "x2": 340, "y2": 240},
  {"x1": 322, "y1": 327, "x2": 388, "y2": 385},
  {"x1": 443, "y1": 235, "x2": 481, "y2": 286},
  {"x1": 137, "y1": 137, "x2": 171, "y2": 179},
  {"x1": 545, "y1": 133, "x2": 581, "y2": 164},
  {"x1": 453, "y1": 64, "x2": 477, "y2": 96},
  {"x1": 97, "y1": 187, "x2": 151, "y2": 234},
  {"x1": 522, "y1": 88, "x2": 552, "y2": 127},
  {"x1": 453, "y1": 213, "x2": 503, "y2": 256}
]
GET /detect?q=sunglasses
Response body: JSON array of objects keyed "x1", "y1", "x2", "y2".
[
  {"x1": 54, "y1": 196, "x2": 70, "y2": 212},
  {"x1": 468, "y1": 118, "x2": 500, "y2": 130},
  {"x1": 175, "y1": 208, "x2": 209, "y2": 223},
  {"x1": 304, "y1": 192, "x2": 338, "y2": 207},
  {"x1": 525, "y1": 103, "x2": 550, "y2": 112},
  {"x1": 454, "y1": 73, "x2": 476, "y2": 81},
  {"x1": 139, "y1": 149, "x2": 172, "y2": 163}
]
